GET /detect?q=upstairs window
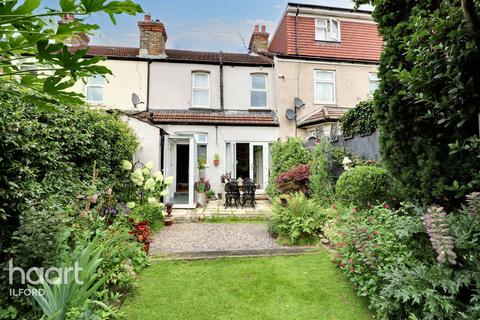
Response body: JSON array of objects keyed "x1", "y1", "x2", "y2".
[
  {"x1": 314, "y1": 70, "x2": 336, "y2": 104},
  {"x1": 368, "y1": 72, "x2": 380, "y2": 96},
  {"x1": 192, "y1": 72, "x2": 210, "y2": 107},
  {"x1": 85, "y1": 75, "x2": 106, "y2": 103},
  {"x1": 315, "y1": 18, "x2": 340, "y2": 42},
  {"x1": 250, "y1": 74, "x2": 267, "y2": 107}
]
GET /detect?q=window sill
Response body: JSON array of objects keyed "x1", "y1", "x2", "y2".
[
  {"x1": 315, "y1": 40, "x2": 341, "y2": 44},
  {"x1": 248, "y1": 107, "x2": 271, "y2": 111}
]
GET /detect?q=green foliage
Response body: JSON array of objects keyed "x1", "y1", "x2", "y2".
[
  {"x1": 335, "y1": 166, "x2": 395, "y2": 208},
  {"x1": 129, "y1": 204, "x2": 164, "y2": 231},
  {"x1": 197, "y1": 158, "x2": 206, "y2": 169},
  {"x1": 267, "y1": 138, "x2": 312, "y2": 197},
  {"x1": 270, "y1": 192, "x2": 328, "y2": 244},
  {"x1": 0, "y1": 87, "x2": 139, "y2": 317},
  {"x1": 0, "y1": 0, "x2": 142, "y2": 107},
  {"x1": 354, "y1": 0, "x2": 480, "y2": 207},
  {"x1": 31, "y1": 238, "x2": 108, "y2": 320},
  {"x1": 328, "y1": 198, "x2": 480, "y2": 319},
  {"x1": 309, "y1": 140, "x2": 335, "y2": 205},
  {"x1": 340, "y1": 100, "x2": 376, "y2": 137}
]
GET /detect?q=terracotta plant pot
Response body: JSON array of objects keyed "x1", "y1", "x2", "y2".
[{"x1": 213, "y1": 159, "x2": 219, "y2": 166}]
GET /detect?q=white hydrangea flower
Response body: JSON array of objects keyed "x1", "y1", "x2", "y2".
[
  {"x1": 147, "y1": 197, "x2": 158, "y2": 204},
  {"x1": 154, "y1": 171, "x2": 163, "y2": 182},
  {"x1": 144, "y1": 178, "x2": 155, "y2": 191},
  {"x1": 126, "y1": 202, "x2": 136, "y2": 209},
  {"x1": 121, "y1": 160, "x2": 132, "y2": 171},
  {"x1": 142, "y1": 167, "x2": 150, "y2": 175},
  {"x1": 160, "y1": 190, "x2": 169, "y2": 197},
  {"x1": 342, "y1": 157, "x2": 352, "y2": 165},
  {"x1": 144, "y1": 161, "x2": 154, "y2": 169},
  {"x1": 165, "y1": 176, "x2": 174, "y2": 186}
]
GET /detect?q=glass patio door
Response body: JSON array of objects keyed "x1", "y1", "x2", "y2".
[{"x1": 249, "y1": 143, "x2": 268, "y2": 191}]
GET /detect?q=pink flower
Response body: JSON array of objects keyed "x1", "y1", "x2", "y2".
[
  {"x1": 352, "y1": 207, "x2": 357, "y2": 214},
  {"x1": 348, "y1": 259, "x2": 353, "y2": 265},
  {"x1": 340, "y1": 262, "x2": 346, "y2": 269},
  {"x1": 384, "y1": 204, "x2": 390, "y2": 209}
]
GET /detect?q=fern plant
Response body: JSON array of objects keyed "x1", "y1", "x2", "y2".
[{"x1": 270, "y1": 192, "x2": 327, "y2": 244}]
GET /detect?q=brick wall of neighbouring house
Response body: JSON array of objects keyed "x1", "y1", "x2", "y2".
[{"x1": 269, "y1": 14, "x2": 383, "y2": 62}]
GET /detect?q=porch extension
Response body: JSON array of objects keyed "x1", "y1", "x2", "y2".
[{"x1": 170, "y1": 199, "x2": 273, "y2": 223}]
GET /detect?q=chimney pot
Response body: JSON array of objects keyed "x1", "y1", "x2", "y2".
[
  {"x1": 249, "y1": 24, "x2": 269, "y2": 53},
  {"x1": 144, "y1": 14, "x2": 151, "y2": 22}
]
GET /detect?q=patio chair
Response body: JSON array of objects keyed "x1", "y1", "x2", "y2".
[
  {"x1": 224, "y1": 180, "x2": 241, "y2": 209},
  {"x1": 241, "y1": 178, "x2": 256, "y2": 208}
]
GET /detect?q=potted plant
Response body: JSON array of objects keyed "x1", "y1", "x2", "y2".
[
  {"x1": 130, "y1": 220, "x2": 153, "y2": 254},
  {"x1": 213, "y1": 153, "x2": 220, "y2": 166},
  {"x1": 196, "y1": 181, "x2": 207, "y2": 207},
  {"x1": 198, "y1": 157, "x2": 206, "y2": 180}
]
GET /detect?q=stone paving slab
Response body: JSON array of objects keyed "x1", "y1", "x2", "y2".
[{"x1": 150, "y1": 223, "x2": 281, "y2": 255}]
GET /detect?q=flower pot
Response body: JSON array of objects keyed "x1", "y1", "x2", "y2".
[
  {"x1": 213, "y1": 159, "x2": 219, "y2": 166},
  {"x1": 197, "y1": 192, "x2": 207, "y2": 207}
]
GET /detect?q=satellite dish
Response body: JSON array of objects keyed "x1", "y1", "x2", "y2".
[
  {"x1": 286, "y1": 109, "x2": 296, "y2": 120},
  {"x1": 294, "y1": 97, "x2": 305, "y2": 109},
  {"x1": 131, "y1": 93, "x2": 144, "y2": 108}
]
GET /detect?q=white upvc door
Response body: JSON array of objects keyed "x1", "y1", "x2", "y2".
[
  {"x1": 249, "y1": 143, "x2": 269, "y2": 192},
  {"x1": 225, "y1": 142, "x2": 237, "y2": 178},
  {"x1": 163, "y1": 135, "x2": 196, "y2": 208}
]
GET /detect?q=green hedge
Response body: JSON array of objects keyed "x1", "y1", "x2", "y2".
[
  {"x1": 335, "y1": 166, "x2": 394, "y2": 208},
  {"x1": 340, "y1": 100, "x2": 376, "y2": 137},
  {"x1": 0, "y1": 89, "x2": 138, "y2": 316}
]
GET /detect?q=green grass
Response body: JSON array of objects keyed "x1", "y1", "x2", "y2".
[{"x1": 122, "y1": 252, "x2": 373, "y2": 320}]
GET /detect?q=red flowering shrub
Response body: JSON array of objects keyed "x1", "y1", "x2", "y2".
[
  {"x1": 275, "y1": 164, "x2": 311, "y2": 195},
  {"x1": 130, "y1": 220, "x2": 152, "y2": 244}
]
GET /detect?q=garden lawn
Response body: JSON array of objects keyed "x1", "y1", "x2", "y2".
[{"x1": 122, "y1": 252, "x2": 373, "y2": 320}]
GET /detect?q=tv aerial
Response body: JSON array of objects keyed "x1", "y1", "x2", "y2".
[{"x1": 131, "y1": 93, "x2": 144, "y2": 109}]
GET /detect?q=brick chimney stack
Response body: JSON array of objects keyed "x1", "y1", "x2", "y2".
[
  {"x1": 248, "y1": 24, "x2": 269, "y2": 53},
  {"x1": 138, "y1": 14, "x2": 167, "y2": 58},
  {"x1": 59, "y1": 14, "x2": 90, "y2": 47}
]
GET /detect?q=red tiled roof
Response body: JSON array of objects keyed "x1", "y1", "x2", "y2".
[
  {"x1": 134, "y1": 110, "x2": 278, "y2": 126},
  {"x1": 269, "y1": 15, "x2": 383, "y2": 63},
  {"x1": 77, "y1": 46, "x2": 273, "y2": 66},
  {"x1": 297, "y1": 107, "x2": 348, "y2": 127}
]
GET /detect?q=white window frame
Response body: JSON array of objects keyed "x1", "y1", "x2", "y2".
[
  {"x1": 250, "y1": 73, "x2": 268, "y2": 108},
  {"x1": 314, "y1": 70, "x2": 336, "y2": 104},
  {"x1": 368, "y1": 72, "x2": 380, "y2": 97},
  {"x1": 195, "y1": 133, "x2": 209, "y2": 164},
  {"x1": 85, "y1": 75, "x2": 106, "y2": 104},
  {"x1": 315, "y1": 18, "x2": 341, "y2": 42},
  {"x1": 191, "y1": 72, "x2": 210, "y2": 108}
]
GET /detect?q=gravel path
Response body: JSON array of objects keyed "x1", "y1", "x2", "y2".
[{"x1": 151, "y1": 223, "x2": 280, "y2": 254}]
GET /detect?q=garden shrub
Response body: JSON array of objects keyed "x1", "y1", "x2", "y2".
[
  {"x1": 275, "y1": 164, "x2": 311, "y2": 195},
  {"x1": 335, "y1": 166, "x2": 394, "y2": 208},
  {"x1": 328, "y1": 196, "x2": 480, "y2": 319},
  {"x1": 270, "y1": 192, "x2": 327, "y2": 244},
  {"x1": 340, "y1": 100, "x2": 376, "y2": 137},
  {"x1": 267, "y1": 138, "x2": 312, "y2": 196},
  {"x1": 0, "y1": 88, "x2": 139, "y2": 317},
  {"x1": 309, "y1": 140, "x2": 335, "y2": 205},
  {"x1": 353, "y1": 0, "x2": 480, "y2": 207}
]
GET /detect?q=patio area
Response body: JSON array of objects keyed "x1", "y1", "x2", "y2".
[{"x1": 170, "y1": 199, "x2": 273, "y2": 222}]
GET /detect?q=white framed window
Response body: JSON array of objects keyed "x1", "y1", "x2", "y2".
[
  {"x1": 192, "y1": 72, "x2": 210, "y2": 107},
  {"x1": 368, "y1": 72, "x2": 380, "y2": 96},
  {"x1": 195, "y1": 134, "x2": 208, "y2": 164},
  {"x1": 314, "y1": 70, "x2": 336, "y2": 104},
  {"x1": 315, "y1": 18, "x2": 340, "y2": 42},
  {"x1": 250, "y1": 74, "x2": 267, "y2": 108},
  {"x1": 85, "y1": 75, "x2": 106, "y2": 103}
]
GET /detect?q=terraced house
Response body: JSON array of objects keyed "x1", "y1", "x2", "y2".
[
  {"x1": 70, "y1": 3, "x2": 382, "y2": 208},
  {"x1": 268, "y1": 3, "x2": 382, "y2": 140}
]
